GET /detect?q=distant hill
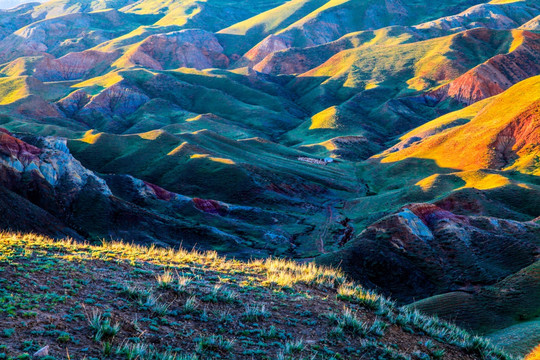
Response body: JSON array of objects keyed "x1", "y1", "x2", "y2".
[{"x1": 0, "y1": 0, "x2": 42, "y2": 9}]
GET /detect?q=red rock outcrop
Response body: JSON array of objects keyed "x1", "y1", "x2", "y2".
[
  {"x1": 406, "y1": 203, "x2": 469, "y2": 228},
  {"x1": 121, "y1": 29, "x2": 229, "y2": 70},
  {"x1": 488, "y1": 99, "x2": 540, "y2": 169},
  {"x1": 242, "y1": 34, "x2": 292, "y2": 68},
  {"x1": 143, "y1": 181, "x2": 174, "y2": 202},
  {"x1": 0, "y1": 130, "x2": 41, "y2": 164},
  {"x1": 33, "y1": 50, "x2": 119, "y2": 81},
  {"x1": 431, "y1": 31, "x2": 540, "y2": 105},
  {"x1": 317, "y1": 203, "x2": 540, "y2": 303},
  {"x1": 193, "y1": 198, "x2": 229, "y2": 215}
]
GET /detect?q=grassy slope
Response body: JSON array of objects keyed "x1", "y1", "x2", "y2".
[
  {"x1": 66, "y1": 68, "x2": 303, "y2": 136},
  {"x1": 282, "y1": 28, "x2": 517, "y2": 149},
  {"x1": 120, "y1": 0, "x2": 288, "y2": 30},
  {"x1": 377, "y1": 75, "x2": 540, "y2": 174},
  {"x1": 410, "y1": 261, "x2": 540, "y2": 357},
  {"x1": 338, "y1": 76, "x2": 540, "y2": 230},
  {"x1": 0, "y1": 232, "x2": 519, "y2": 360},
  {"x1": 68, "y1": 128, "x2": 359, "y2": 202},
  {"x1": 238, "y1": 0, "x2": 486, "y2": 49},
  {"x1": 217, "y1": 0, "x2": 328, "y2": 55},
  {"x1": 291, "y1": 28, "x2": 515, "y2": 110}
]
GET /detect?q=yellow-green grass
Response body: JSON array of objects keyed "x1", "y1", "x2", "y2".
[
  {"x1": 377, "y1": 75, "x2": 540, "y2": 175},
  {"x1": 119, "y1": 0, "x2": 289, "y2": 31},
  {"x1": 0, "y1": 77, "x2": 31, "y2": 105},
  {"x1": 220, "y1": 0, "x2": 326, "y2": 37},
  {"x1": 291, "y1": 28, "x2": 517, "y2": 110},
  {"x1": 0, "y1": 76, "x2": 73, "y2": 105}
]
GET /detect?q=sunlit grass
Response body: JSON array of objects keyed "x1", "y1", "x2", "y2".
[
  {"x1": 0, "y1": 231, "x2": 520, "y2": 359},
  {"x1": 524, "y1": 344, "x2": 540, "y2": 360}
]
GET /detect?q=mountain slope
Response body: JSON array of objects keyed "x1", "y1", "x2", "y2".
[
  {"x1": 0, "y1": 0, "x2": 539, "y2": 356},
  {"x1": 378, "y1": 75, "x2": 540, "y2": 174},
  {"x1": 0, "y1": 232, "x2": 520, "y2": 360}
]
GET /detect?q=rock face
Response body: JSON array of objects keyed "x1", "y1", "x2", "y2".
[
  {"x1": 0, "y1": 128, "x2": 41, "y2": 163},
  {"x1": 56, "y1": 89, "x2": 92, "y2": 117},
  {"x1": 0, "y1": 130, "x2": 111, "y2": 201},
  {"x1": 192, "y1": 198, "x2": 229, "y2": 215},
  {"x1": 120, "y1": 29, "x2": 229, "y2": 70},
  {"x1": 488, "y1": 100, "x2": 540, "y2": 169},
  {"x1": 317, "y1": 203, "x2": 540, "y2": 303},
  {"x1": 243, "y1": 34, "x2": 292, "y2": 69}
]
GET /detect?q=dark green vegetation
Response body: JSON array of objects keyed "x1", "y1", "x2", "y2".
[{"x1": 0, "y1": 0, "x2": 539, "y2": 357}]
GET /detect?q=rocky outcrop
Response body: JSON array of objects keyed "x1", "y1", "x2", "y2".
[
  {"x1": 119, "y1": 29, "x2": 229, "y2": 70},
  {"x1": 0, "y1": 127, "x2": 41, "y2": 166},
  {"x1": 431, "y1": 31, "x2": 540, "y2": 105},
  {"x1": 0, "y1": 9, "x2": 148, "y2": 62},
  {"x1": 56, "y1": 89, "x2": 92, "y2": 117},
  {"x1": 317, "y1": 203, "x2": 540, "y2": 303},
  {"x1": 77, "y1": 81, "x2": 150, "y2": 122},
  {"x1": 32, "y1": 50, "x2": 119, "y2": 81},
  {"x1": 487, "y1": 100, "x2": 540, "y2": 169},
  {"x1": 193, "y1": 198, "x2": 229, "y2": 215},
  {"x1": 0, "y1": 132, "x2": 111, "y2": 196},
  {"x1": 242, "y1": 34, "x2": 293, "y2": 68},
  {"x1": 0, "y1": 131, "x2": 252, "y2": 253}
]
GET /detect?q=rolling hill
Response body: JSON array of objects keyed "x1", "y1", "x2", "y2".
[{"x1": 0, "y1": 0, "x2": 539, "y2": 357}]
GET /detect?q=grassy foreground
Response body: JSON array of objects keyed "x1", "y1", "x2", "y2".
[{"x1": 0, "y1": 232, "x2": 524, "y2": 360}]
